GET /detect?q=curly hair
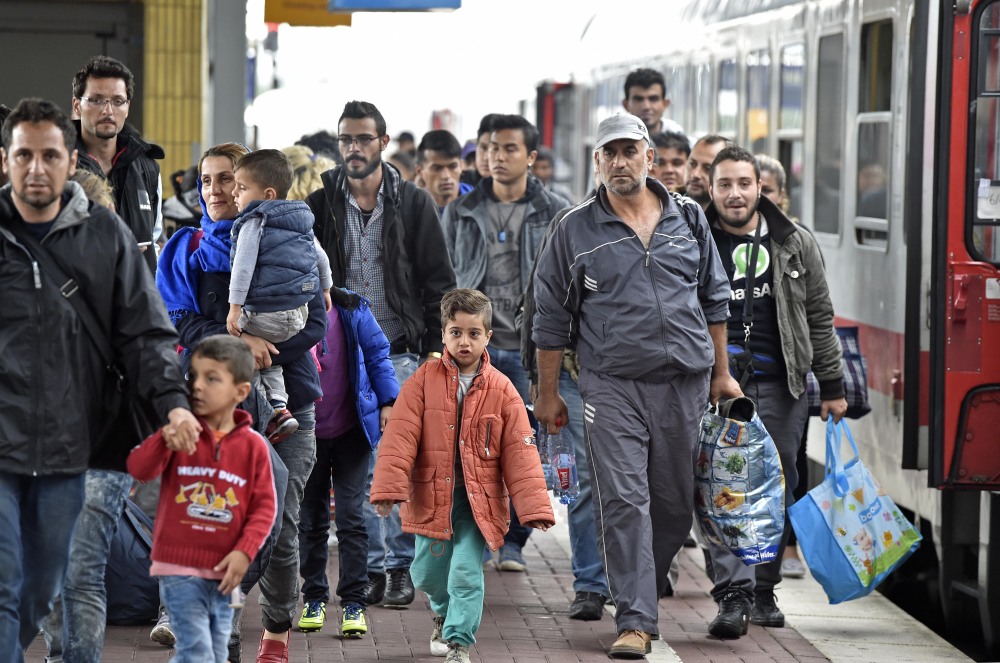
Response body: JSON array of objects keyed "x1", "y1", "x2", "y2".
[{"x1": 282, "y1": 145, "x2": 336, "y2": 201}]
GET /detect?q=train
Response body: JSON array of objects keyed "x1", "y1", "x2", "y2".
[{"x1": 526, "y1": 0, "x2": 1000, "y2": 654}]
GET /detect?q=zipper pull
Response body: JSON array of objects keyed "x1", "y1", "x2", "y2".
[
  {"x1": 645, "y1": 250, "x2": 650, "y2": 268},
  {"x1": 31, "y1": 261, "x2": 41, "y2": 289},
  {"x1": 215, "y1": 440, "x2": 221, "y2": 461}
]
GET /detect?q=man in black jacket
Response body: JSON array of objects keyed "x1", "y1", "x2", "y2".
[
  {"x1": 305, "y1": 100, "x2": 455, "y2": 616},
  {"x1": 71, "y1": 55, "x2": 163, "y2": 273},
  {"x1": 0, "y1": 98, "x2": 197, "y2": 661}
]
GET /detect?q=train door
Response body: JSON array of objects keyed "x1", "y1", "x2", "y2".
[{"x1": 931, "y1": 0, "x2": 1000, "y2": 490}]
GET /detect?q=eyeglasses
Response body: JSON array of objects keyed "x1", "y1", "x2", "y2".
[
  {"x1": 79, "y1": 97, "x2": 130, "y2": 109},
  {"x1": 337, "y1": 134, "x2": 380, "y2": 147}
]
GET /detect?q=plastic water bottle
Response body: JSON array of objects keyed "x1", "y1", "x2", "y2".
[
  {"x1": 536, "y1": 429, "x2": 557, "y2": 491},
  {"x1": 548, "y1": 429, "x2": 580, "y2": 505}
]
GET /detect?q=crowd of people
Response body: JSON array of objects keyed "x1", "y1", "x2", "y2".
[{"x1": 0, "y1": 57, "x2": 847, "y2": 663}]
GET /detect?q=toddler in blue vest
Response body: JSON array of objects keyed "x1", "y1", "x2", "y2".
[{"x1": 226, "y1": 149, "x2": 332, "y2": 441}]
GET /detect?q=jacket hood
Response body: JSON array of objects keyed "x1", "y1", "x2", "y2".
[{"x1": 73, "y1": 120, "x2": 165, "y2": 168}]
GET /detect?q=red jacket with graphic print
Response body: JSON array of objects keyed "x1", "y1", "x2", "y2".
[{"x1": 127, "y1": 409, "x2": 277, "y2": 570}]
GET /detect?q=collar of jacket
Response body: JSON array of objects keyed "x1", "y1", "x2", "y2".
[
  {"x1": 457, "y1": 173, "x2": 546, "y2": 216},
  {"x1": 592, "y1": 177, "x2": 683, "y2": 225},
  {"x1": 705, "y1": 192, "x2": 796, "y2": 243},
  {"x1": 331, "y1": 285, "x2": 363, "y2": 310},
  {"x1": 72, "y1": 120, "x2": 165, "y2": 170},
  {"x1": 440, "y1": 346, "x2": 493, "y2": 378},
  {"x1": 325, "y1": 159, "x2": 404, "y2": 209},
  {"x1": 0, "y1": 181, "x2": 101, "y2": 245}
]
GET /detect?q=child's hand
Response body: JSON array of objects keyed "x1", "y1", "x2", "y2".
[
  {"x1": 226, "y1": 304, "x2": 243, "y2": 337},
  {"x1": 379, "y1": 405, "x2": 392, "y2": 432},
  {"x1": 163, "y1": 408, "x2": 201, "y2": 454},
  {"x1": 323, "y1": 288, "x2": 333, "y2": 312},
  {"x1": 372, "y1": 499, "x2": 395, "y2": 517},
  {"x1": 214, "y1": 550, "x2": 250, "y2": 594},
  {"x1": 523, "y1": 520, "x2": 553, "y2": 532}
]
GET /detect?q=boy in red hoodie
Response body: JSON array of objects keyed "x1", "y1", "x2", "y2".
[{"x1": 128, "y1": 335, "x2": 277, "y2": 663}]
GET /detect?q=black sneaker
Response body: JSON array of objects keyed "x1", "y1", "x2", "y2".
[
  {"x1": 227, "y1": 632, "x2": 241, "y2": 663},
  {"x1": 708, "y1": 590, "x2": 751, "y2": 638},
  {"x1": 362, "y1": 572, "x2": 386, "y2": 606},
  {"x1": 568, "y1": 591, "x2": 606, "y2": 621},
  {"x1": 750, "y1": 589, "x2": 785, "y2": 627},
  {"x1": 382, "y1": 567, "x2": 415, "y2": 608}
]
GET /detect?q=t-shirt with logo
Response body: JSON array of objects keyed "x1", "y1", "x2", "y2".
[
  {"x1": 712, "y1": 219, "x2": 787, "y2": 379},
  {"x1": 483, "y1": 200, "x2": 527, "y2": 350}
]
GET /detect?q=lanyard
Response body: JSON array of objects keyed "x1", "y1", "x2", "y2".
[{"x1": 739, "y1": 214, "x2": 763, "y2": 350}]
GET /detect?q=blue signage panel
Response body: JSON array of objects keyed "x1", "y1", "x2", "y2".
[{"x1": 329, "y1": 0, "x2": 459, "y2": 9}]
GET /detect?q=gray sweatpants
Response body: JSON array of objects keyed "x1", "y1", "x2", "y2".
[
  {"x1": 707, "y1": 378, "x2": 808, "y2": 601},
  {"x1": 579, "y1": 366, "x2": 709, "y2": 636}
]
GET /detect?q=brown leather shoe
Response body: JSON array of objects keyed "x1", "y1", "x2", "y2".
[
  {"x1": 609, "y1": 629, "x2": 652, "y2": 658},
  {"x1": 256, "y1": 633, "x2": 289, "y2": 663}
]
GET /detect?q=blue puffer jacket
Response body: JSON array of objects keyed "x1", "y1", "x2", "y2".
[
  {"x1": 231, "y1": 199, "x2": 319, "y2": 312},
  {"x1": 317, "y1": 287, "x2": 400, "y2": 448}
]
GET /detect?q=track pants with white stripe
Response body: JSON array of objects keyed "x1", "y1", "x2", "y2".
[{"x1": 578, "y1": 366, "x2": 710, "y2": 635}]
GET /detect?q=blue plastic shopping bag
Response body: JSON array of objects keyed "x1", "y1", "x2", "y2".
[
  {"x1": 694, "y1": 397, "x2": 785, "y2": 566},
  {"x1": 788, "y1": 419, "x2": 922, "y2": 603}
]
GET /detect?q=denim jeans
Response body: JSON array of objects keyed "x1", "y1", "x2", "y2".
[
  {"x1": 0, "y1": 472, "x2": 85, "y2": 663},
  {"x1": 485, "y1": 347, "x2": 533, "y2": 551},
  {"x1": 43, "y1": 469, "x2": 133, "y2": 663},
  {"x1": 257, "y1": 405, "x2": 316, "y2": 633},
  {"x1": 365, "y1": 352, "x2": 417, "y2": 573},
  {"x1": 159, "y1": 575, "x2": 232, "y2": 663},
  {"x1": 299, "y1": 426, "x2": 370, "y2": 606}
]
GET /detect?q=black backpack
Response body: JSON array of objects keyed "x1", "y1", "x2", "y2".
[{"x1": 105, "y1": 499, "x2": 160, "y2": 625}]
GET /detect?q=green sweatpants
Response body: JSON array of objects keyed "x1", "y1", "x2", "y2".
[{"x1": 410, "y1": 489, "x2": 486, "y2": 646}]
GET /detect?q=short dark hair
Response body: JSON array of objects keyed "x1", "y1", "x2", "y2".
[
  {"x1": 398, "y1": 131, "x2": 415, "y2": 143},
  {"x1": 72, "y1": 55, "x2": 135, "y2": 101},
  {"x1": 692, "y1": 133, "x2": 731, "y2": 153},
  {"x1": 534, "y1": 147, "x2": 554, "y2": 165},
  {"x1": 652, "y1": 131, "x2": 690, "y2": 157},
  {"x1": 1, "y1": 98, "x2": 77, "y2": 152},
  {"x1": 489, "y1": 114, "x2": 539, "y2": 154},
  {"x1": 235, "y1": 149, "x2": 294, "y2": 199},
  {"x1": 192, "y1": 335, "x2": 255, "y2": 385},
  {"x1": 339, "y1": 100, "x2": 386, "y2": 137},
  {"x1": 477, "y1": 113, "x2": 501, "y2": 140},
  {"x1": 709, "y1": 145, "x2": 760, "y2": 186},
  {"x1": 624, "y1": 68, "x2": 666, "y2": 99},
  {"x1": 296, "y1": 130, "x2": 343, "y2": 164},
  {"x1": 441, "y1": 288, "x2": 493, "y2": 330},
  {"x1": 416, "y1": 130, "x2": 462, "y2": 164}
]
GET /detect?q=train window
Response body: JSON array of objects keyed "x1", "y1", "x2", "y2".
[
  {"x1": 855, "y1": 122, "x2": 890, "y2": 221},
  {"x1": 859, "y1": 20, "x2": 893, "y2": 113},
  {"x1": 717, "y1": 58, "x2": 738, "y2": 136},
  {"x1": 668, "y1": 64, "x2": 690, "y2": 132},
  {"x1": 970, "y1": 4, "x2": 1000, "y2": 263},
  {"x1": 746, "y1": 50, "x2": 771, "y2": 153},
  {"x1": 693, "y1": 62, "x2": 712, "y2": 135},
  {"x1": 780, "y1": 44, "x2": 804, "y2": 131},
  {"x1": 813, "y1": 33, "x2": 845, "y2": 234}
]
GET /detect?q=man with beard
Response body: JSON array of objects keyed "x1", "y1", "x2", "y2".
[
  {"x1": 531, "y1": 113, "x2": 737, "y2": 658},
  {"x1": 441, "y1": 114, "x2": 570, "y2": 576},
  {"x1": 703, "y1": 145, "x2": 846, "y2": 639},
  {"x1": 71, "y1": 56, "x2": 163, "y2": 274},
  {"x1": 686, "y1": 134, "x2": 730, "y2": 211},
  {"x1": 305, "y1": 100, "x2": 455, "y2": 618}
]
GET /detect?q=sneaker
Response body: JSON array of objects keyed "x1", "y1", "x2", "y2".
[
  {"x1": 608, "y1": 629, "x2": 652, "y2": 658},
  {"x1": 265, "y1": 409, "x2": 299, "y2": 444},
  {"x1": 297, "y1": 600, "x2": 326, "y2": 632},
  {"x1": 482, "y1": 547, "x2": 493, "y2": 569},
  {"x1": 780, "y1": 557, "x2": 806, "y2": 579},
  {"x1": 383, "y1": 567, "x2": 415, "y2": 608},
  {"x1": 227, "y1": 632, "x2": 241, "y2": 663},
  {"x1": 430, "y1": 614, "x2": 449, "y2": 656},
  {"x1": 497, "y1": 544, "x2": 526, "y2": 572},
  {"x1": 708, "y1": 590, "x2": 751, "y2": 638},
  {"x1": 149, "y1": 609, "x2": 175, "y2": 647},
  {"x1": 362, "y1": 572, "x2": 386, "y2": 606},
  {"x1": 750, "y1": 589, "x2": 785, "y2": 627},
  {"x1": 444, "y1": 642, "x2": 471, "y2": 663},
  {"x1": 341, "y1": 602, "x2": 368, "y2": 637},
  {"x1": 568, "y1": 591, "x2": 606, "y2": 621}
]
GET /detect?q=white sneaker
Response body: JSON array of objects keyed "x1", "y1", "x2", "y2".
[
  {"x1": 430, "y1": 615, "x2": 449, "y2": 656},
  {"x1": 149, "y1": 610, "x2": 176, "y2": 647},
  {"x1": 781, "y1": 557, "x2": 806, "y2": 578},
  {"x1": 444, "y1": 642, "x2": 471, "y2": 663}
]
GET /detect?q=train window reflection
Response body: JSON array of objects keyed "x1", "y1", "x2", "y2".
[
  {"x1": 978, "y1": 4, "x2": 1000, "y2": 94},
  {"x1": 718, "y1": 58, "x2": 738, "y2": 135},
  {"x1": 694, "y1": 62, "x2": 712, "y2": 135},
  {"x1": 813, "y1": 33, "x2": 844, "y2": 234},
  {"x1": 746, "y1": 50, "x2": 770, "y2": 153},
  {"x1": 860, "y1": 20, "x2": 893, "y2": 113},
  {"x1": 856, "y1": 122, "x2": 890, "y2": 221},
  {"x1": 780, "y1": 44, "x2": 804, "y2": 131}
]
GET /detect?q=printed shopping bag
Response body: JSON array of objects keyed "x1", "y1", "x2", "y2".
[
  {"x1": 788, "y1": 419, "x2": 922, "y2": 603},
  {"x1": 806, "y1": 326, "x2": 872, "y2": 419},
  {"x1": 694, "y1": 397, "x2": 785, "y2": 566}
]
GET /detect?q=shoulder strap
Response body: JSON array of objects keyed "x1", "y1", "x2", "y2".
[{"x1": 0, "y1": 215, "x2": 114, "y2": 367}]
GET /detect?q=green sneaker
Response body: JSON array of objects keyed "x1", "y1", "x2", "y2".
[
  {"x1": 341, "y1": 602, "x2": 368, "y2": 637},
  {"x1": 297, "y1": 600, "x2": 326, "y2": 632}
]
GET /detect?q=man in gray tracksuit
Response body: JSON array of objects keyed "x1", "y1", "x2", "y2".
[{"x1": 531, "y1": 112, "x2": 739, "y2": 659}]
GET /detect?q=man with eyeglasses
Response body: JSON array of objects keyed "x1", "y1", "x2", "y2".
[
  {"x1": 71, "y1": 55, "x2": 163, "y2": 274},
  {"x1": 304, "y1": 100, "x2": 455, "y2": 624}
]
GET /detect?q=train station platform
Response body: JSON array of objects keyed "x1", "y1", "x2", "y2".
[{"x1": 25, "y1": 499, "x2": 971, "y2": 662}]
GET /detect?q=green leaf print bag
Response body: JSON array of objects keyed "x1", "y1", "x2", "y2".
[{"x1": 788, "y1": 419, "x2": 922, "y2": 603}]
